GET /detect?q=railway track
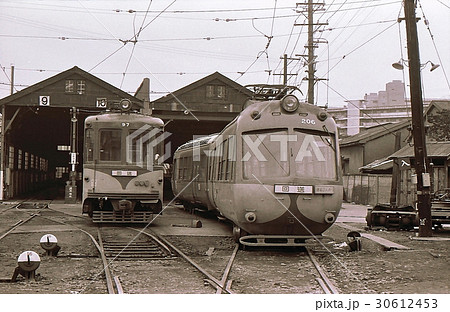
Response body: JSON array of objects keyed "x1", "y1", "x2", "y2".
[
  {"x1": 137, "y1": 228, "x2": 339, "y2": 294},
  {"x1": 0, "y1": 202, "x2": 343, "y2": 294},
  {"x1": 216, "y1": 246, "x2": 339, "y2": 294},
  {"x1": 0, "y1": 200, "x2": 50, "y2": 242}
]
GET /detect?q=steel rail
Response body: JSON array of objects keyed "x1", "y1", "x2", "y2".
[
  {"x1": 306, "y1": 247, "x2": 339, "y2": 294},
  {"x1": 97, "y1": 227, "x2": 116, "y2": 294},
  {"x1": 0, "y1": 198, "x2": 42, "y2": 215},
  {"x1": 141, "y1": 228, "x2": 234, "y2": 294},
  {"x1": 0, "y1": 203, "x2": 20, "y2": 215},
  {"x1": 315, "y1": 278, "x2": 332, "y2": 294},
  {"x1": 128, "y1": 227, "x2": 174, "y2": 257},
  {"x1": 0, "y1": 213, "x2": 39, "y2": 241},
  {"x1": 216, "y1": 244, "x2": 239, "y2": 294},
  {"x1": 30, "y1": 212, "x2": 117, "y2": 294},
  {"x1": 113, "y1": 276, "x2": 124, "y2": 294}
]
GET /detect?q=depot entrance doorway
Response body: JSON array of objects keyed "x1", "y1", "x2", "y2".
[{"x1": 0, "y1": 66, "x2": 144, "y2": 201}]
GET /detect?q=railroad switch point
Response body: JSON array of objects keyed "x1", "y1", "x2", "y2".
[
  {"x1": 12, "y1": 251, "x2": 41, "y2": 282},
  {"x1": 40, "y1": 234, "x2": 61, "y2": 256}
]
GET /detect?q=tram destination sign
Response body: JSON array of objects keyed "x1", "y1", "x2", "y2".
[
  {"x1": 274, "y1": 185, "x2": 313, "y2": 194},
  {"x1": 111, "y1": 170, "x2": 137, "y2": 177}
]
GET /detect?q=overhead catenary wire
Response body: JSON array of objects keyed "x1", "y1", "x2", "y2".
[
  {"x1": 120, "y1": 0, "x2": 154, "y2": 88},
  {"x1": 235, "y1": 0, "x2": 278, "y2": 82},
  {"x1": 0, "y1": 0, "x2": 446, "y2": 110},
  {"x1": 417, "y1": 0, "x2": 450, "y2": 92}
]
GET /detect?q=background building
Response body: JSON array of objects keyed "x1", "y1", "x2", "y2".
[{"x1": 328, "y1": 80, "x2": 434, "y2": 137}]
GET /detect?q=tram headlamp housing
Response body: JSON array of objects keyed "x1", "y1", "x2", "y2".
[
  {"x1": 251, "y1": 110, "x2": 261, "y2": 120},
  {"x1": 317, "y1": 111, "x2": 328, "y2": 121},
  {"x1": 324, "y1": 212, "x2": 336, "y2": 224},
  {"x1": 281, "y1": 95, "x2": 299, "y2": 113},
  {"x1": 245, "y1": 212, "x2": 257, "y2": 223},
  {"x1": 120, "y1": 98, "x2": 132, "y2": 112}
]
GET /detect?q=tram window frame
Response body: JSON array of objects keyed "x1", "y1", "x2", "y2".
[
  {"x1": 85, "y1": 128, "x2": 94, "y2": 162},
  {"x1": 99, "y1": 129, "x2": 122, "y2": 162},
  {"x1": 185, "y1": 156, "x2": 192, "y2": 181},
  {"x1": 241, "y1": 128, "x2": 290, "y2": 180},
  {"x1": 127, "y1": 127, "x2": 165, "y2": 169},
  {"x1": 216, "y1": 142, "x2": 224, "y2": 180},
  {"x1": 178, "y1": 157, "x2": 183, "y2": 180},
  {"x1": 293, "y1": 128, "x2": 337, "y2": 180},
  {"x1": 173, "y1": 158, "x2": 178, "y2": 179},
  {"x1": 226, "y1": 135, "x2": 236, "y2": 181}
]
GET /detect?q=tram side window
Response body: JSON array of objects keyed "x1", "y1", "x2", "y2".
[
  {"x1": 99, "y1": 130, "x2": 122, "y2": 161},
  {"x1": 184, "y1": 156, "x2": 192, "y2": 181},
  {"x1": 178, "y1": 158, "x2": 184, "y2": 180},
  {"x1": 173, "y1": 159, "x2": 178, "y2": 179},
  {"x1": 218, "y1": 141, "x2": 226, "y2": 180},
  {"x1": 85, "y1": 128, "x2": 94, "y2": 162}
]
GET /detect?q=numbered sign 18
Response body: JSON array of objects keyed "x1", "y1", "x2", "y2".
[
  {"x1": 39, "y1": 96, "x2": 50, "y2": 106},
  {"x1": 96, "y1": 98, "x2": 107, "y2": 108}
]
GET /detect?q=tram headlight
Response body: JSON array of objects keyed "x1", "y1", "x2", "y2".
[
  {"x1": 324, "y1": 212, "x2": 336, "y2": 224},
  {"x1": 281, "y1": 95, "x2": 299, "y2": 113},
  {"x1": 120, "y1": 98, "x2": 132, "y2": 112},
  {"x1": 245, "y1": 212, "x2": 257, "y2": 223},
  {"x1": 317, "y1": 111, "x2": 328, "y2": 121},
  {"x1": 251, "y1": 110, "x2": 261, "y2": 120}
]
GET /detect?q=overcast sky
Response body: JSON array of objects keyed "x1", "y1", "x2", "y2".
[{"x1": 0, "y1": 0, "x2": 449, "y2": 107}]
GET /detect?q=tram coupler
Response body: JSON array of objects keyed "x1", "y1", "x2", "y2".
[
  {"x1": 12, "y1": 251, "x2": 41, "y2": 282},
  {"x1": 40, "y1": 234, "x2": 61, "y2": 256},
  {"x1": 347, "y1": 231, "x2": 362, "y2": 252}
]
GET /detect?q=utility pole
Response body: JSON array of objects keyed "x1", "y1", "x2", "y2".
[
  {"x1": 295, "y1": 1, "x2": 327, "y2": 105},
  {"x1": 274, "y1": 54, "x2": 299, "y2": 88},
  {"x1": 403, "y1": 0, "x2": 432, "y2": 236},
  {"x1": 10, "y1": 65, "x2": 14, "y2": 95},
  {"x1": 307, "y1": 0, "x2": 314, "y2": 105}
]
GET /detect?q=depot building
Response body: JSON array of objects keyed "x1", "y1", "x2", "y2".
[{"x1": 0, "y1": 67, "x2": 252, "y2": 202}]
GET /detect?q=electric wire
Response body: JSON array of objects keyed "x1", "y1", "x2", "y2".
[
  {"x1": 417, "y1": 0, "x2": 450, "y2": 92},
  {"x1": 235, "y1": 0, "x2": 278, "y2": 82},
  {"x1": 396, "y1": 3, "x2": 411, "y2": 119},
  {"x1": 120, "y1": 0, "x2": 154, "y2": 88}
]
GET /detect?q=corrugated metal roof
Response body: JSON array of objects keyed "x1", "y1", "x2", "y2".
[
  {"x1": 359, "y1": 158, "x2": 393, "y2": 172},
  {"x1": 389, "y1": 142, "x2": 450, "y2": 159},
  {"x1": 340, "y1": 121, "x2": 410, "y2": 146}
]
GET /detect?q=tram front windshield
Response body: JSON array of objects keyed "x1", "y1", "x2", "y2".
[{"x1": 242, "y1": 128, "x2": 337, "y2": 180}]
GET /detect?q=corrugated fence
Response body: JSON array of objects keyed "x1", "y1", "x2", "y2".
[{"x1": 343, "y1": 174, "x2": 392, "y2": 206}]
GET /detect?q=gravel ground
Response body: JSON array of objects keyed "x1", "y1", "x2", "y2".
[
  {"x1": 320, "y1": 222, "x2": 450, "y2": 294},
  {"x1": 0, "y1": 203, "x2": 449, "y2": 295}
]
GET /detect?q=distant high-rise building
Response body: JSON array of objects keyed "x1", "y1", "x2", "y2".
[{"x1": 328, "y1": 80, "x2": 434, "y2": 137}]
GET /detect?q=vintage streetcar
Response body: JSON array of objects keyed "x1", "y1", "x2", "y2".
[
  {"x1": 82, "y1": 99, "x2": 165, "y2": 223},
  {"x1": 172, "y1": 89, "x2": 343, "y2": 246}
]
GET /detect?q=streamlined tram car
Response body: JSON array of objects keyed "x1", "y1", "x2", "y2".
[{"x1": 172, "y1": 94, "x2": 343, "y2": 246}]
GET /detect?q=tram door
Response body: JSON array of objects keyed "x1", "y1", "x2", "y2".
[{"x1": 192, "y1": 163, "x2": 199, "y2": 201}]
